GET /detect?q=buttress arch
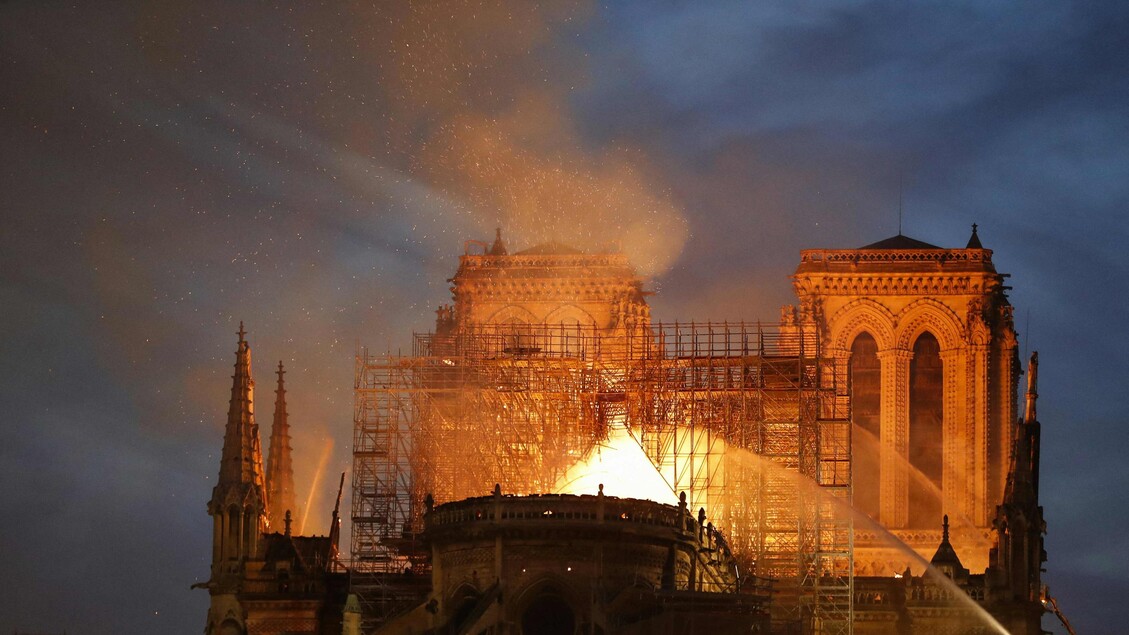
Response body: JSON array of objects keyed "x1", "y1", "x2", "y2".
[
  {"x1": 891, "y1": 297, "x2": 970, "y2": 527},
  {"x1": 484, "y1": 305, "x2": 539, "y2": 326},
  {"x1": 543, "y1": 304, "x2": 597, "y2": 328},
  {"x1": 827, "y1": 299, "x2": 897, "y2": 354},
  {"x1": 893, "y1": 299, "x2": 965, "y2": 352}
]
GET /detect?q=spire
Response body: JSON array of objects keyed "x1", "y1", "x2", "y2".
[
  {"x1": 266, "y1": 360, "x2": 297, "y2": 532},
  {"x1": 489, "y1": 227, "x2": 508, "y2": 255},
  {"x1": 329, "y1": 472, "x2": 345, "y2": 559},
  {"x1": 930, "y1": 514, "x2": 967, "y2": 577},
  {"x1": 213, "y1": 322, "x2": 267, "y2": 497},
  {"x1": 966, "y1": 223, "x2": 983, "y2": 249},
  {"x1": 208, "y1": 323, "x2": 269, "y2": 570},
  {"x1": 1007, "y1": 350, "x2": 1042, "y2": 500},
  {"x1": 1024, "y1": 351, "x2": 1038, "y2": 424}
]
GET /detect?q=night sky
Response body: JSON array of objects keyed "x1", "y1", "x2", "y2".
[{"x1": 2, "y1": 3, "x2": 1127, "y2": 633}]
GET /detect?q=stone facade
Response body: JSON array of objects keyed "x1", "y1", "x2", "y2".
[
  {"x1": 367, "y1": 490, "x2": 769, "y2": 635},
  {"x1": 790, "y1": 230, "x2": 1019, "y2": 574},
  {"x1": 441, "y1": 229, "x2": 651, "y2": 334},
  {"x1": 202, "y1": 228, "x2": 1048, "y2": 633}
]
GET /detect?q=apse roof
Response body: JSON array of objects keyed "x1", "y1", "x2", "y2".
[{"x1": 860, "y1": 234, "x2": 941, "y2": 249}]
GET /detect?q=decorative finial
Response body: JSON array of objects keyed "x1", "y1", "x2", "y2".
[
  {"x1": 284, "y1": 509, "x2": 292, "y2": 536},
  {"x1": 238, "y1": 321, "x2": 246, "y2": 343},
  {"x1": 276, "y1": 360, "x2": 285, "y2": 382},
  {"x1": 598, "y1": 483, "x2": 604, "y2": 496},
  {"x1": 942, "y1": 514, "x2": 950, "y2": 542},
  {"x1": 972, "y1": 222, "x2": 978, "y2": 234}
]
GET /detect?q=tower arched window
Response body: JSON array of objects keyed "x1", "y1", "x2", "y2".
[
  {"x1": 908, "y1": 332, "x2": 943, "y2": 528},
  {"x1": 850, "y1": 332, "x2": 881, "y2": 520}
]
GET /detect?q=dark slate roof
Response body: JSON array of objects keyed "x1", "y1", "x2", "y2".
[
  {"x1": 966, "y1": 224, "x2": 983, "y2": 249},
  {"x1": 860, "y1": 234, "x2": 941, "y2": 249},
  {"x1": 261, "y1": 532, "x2": 333, "y2": 572},
  {"x1": 930, "y1": 536, "x2": 964, "y2": 569},
  {"x1": 929, "y1": 516, "x2": 966, "y2": 571}
]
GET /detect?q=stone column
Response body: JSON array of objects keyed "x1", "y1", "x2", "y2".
[
  {"x1": 940, "y1": 348, "x2": 964, "y2": 521},
  {"x1": 878, "y1": 348, "x2": 912, "y2": 527},
  {"x1": 993, "y1": 333, "x2": 1018, "y2": 511},
  {"x1": 969, "y1": 342, "x2": 990, "y2": 525}
]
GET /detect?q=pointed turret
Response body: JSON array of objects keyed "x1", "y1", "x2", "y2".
[
  {"x1": 207, "y1": 322, "x2": 268, "y2": 573},
  {"x1": 266, "y1": 360, "x2": 297, "y2": 531},
  {"x1": 488, "y1": 227, "x2": 508, "y2": 255},
  {"x1": 966, "y1": 223, "x2": 984, "y2": 249},
  {"x1": 1007, "y1": 352, "x2": 1041, "y2": 501},
  {"x1": 329, "y1": 472, "x2": 345, "y2": 562},
  {"x1": 929, "y1": 515, "x2": 967, "y2": 580}
]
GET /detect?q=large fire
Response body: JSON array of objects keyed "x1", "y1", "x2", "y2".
[{"x1": 554, "y1": 423, "x2": 678, "y2": 505}]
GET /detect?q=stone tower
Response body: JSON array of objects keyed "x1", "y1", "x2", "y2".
[
  {"x1": 205, "y1": 322, "x2": 270, "y2": 633},
  {"x1": 791, "y1": 227, "x2": 1019, "y2": 573},
  {"x1": 440, "y1": 229, "x2": 651, "y2": 333},
  {"x1": 265, "y1": 361, "x2": 297, "y2": 531}
]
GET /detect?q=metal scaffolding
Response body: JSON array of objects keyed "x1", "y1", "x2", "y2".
[{"x1": 351, "y1": 322, "x2": 852, "y2": 633}]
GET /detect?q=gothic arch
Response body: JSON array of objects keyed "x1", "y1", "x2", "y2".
[
  {"x1": 543, "y1": 304, "x2": 597, "y2": 327},
  {"x1": 894, "y1": 299, "x2": 964, "y2": 351},
  {"x1": 447, "y1": 581, "x2": 483, "y2": 632},
  {"x1": 484, "y1": 304, "x2": 538, "y2": 326},
  {"x1": 513, "y1": 574, "x2": 584, "y2": 635},
  {"x1": 828, "y1": 299, "x2": 897, "y2": 352}
]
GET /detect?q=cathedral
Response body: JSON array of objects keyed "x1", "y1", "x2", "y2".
[{"x1": 198, "y1": 227, "x2": 1049, "y2": 634}]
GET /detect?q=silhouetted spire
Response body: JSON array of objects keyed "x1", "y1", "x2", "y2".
[
  {"x1": 266, "y1": 360, "x2": 297, "y2": 531},
  {"x1": 930, "y1": 514, "x2": 967, "y2": 577},
  {"x1": 329, "y1": 472, "x2": 345, "y2": 560},
  {"x1": 1007, "y1": 351, "x2": 1042, "y2": 501},
  {"x1": 966, "y1": 223, "x2": 983, "y2": 249},
  {"x1": 489, "y1": 227, "x2": 508, "y2": 255}
]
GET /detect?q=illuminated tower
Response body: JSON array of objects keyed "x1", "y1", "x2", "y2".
[
  {"x1": 791, "y1": 226, "x2": 1019, "y2": 573},
  {"x1": 442, "y1": 228, "x2": 651, "y2": 332},
  {"x1": 205, "y1": 323, "x2": 269, "y2": 633},
  {"x1": 265, "y1": 361, "x2": 297, "y2": 531}
]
